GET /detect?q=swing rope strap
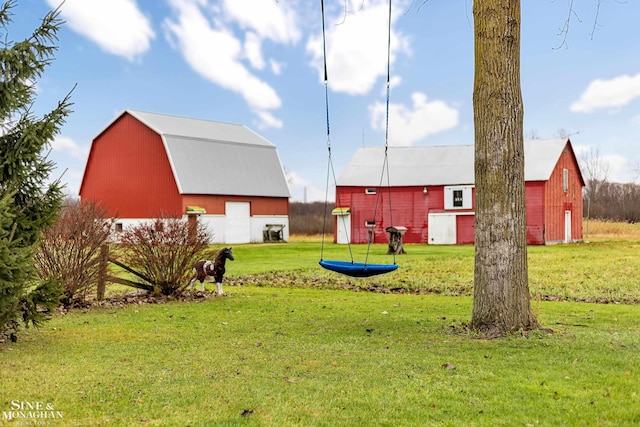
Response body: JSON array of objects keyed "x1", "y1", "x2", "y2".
[
  {"x1": 320, "y1": 0, "x2": 354, "y2": 263},
  {"x1": 367, "y1": 0, "x2": 395, "y2": 266},
  {"x1": 319, "y1": 0, "x2": 397, "y2": 275}
]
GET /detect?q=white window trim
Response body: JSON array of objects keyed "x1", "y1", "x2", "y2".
[{"x1": 444, "y1": 185, "x2": 473, "y2": 210}]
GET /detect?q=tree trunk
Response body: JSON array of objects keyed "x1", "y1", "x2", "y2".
[{"x1": 471, "y1": 0, "x2": 538, "y2": 335}]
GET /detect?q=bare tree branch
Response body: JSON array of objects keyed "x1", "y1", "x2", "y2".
[
  {"x1": 555, "y1": 0, "x2": 581, "y2": 50},
  {"x1": 629, "y1": 159, "x2": 640, "y2": 184},
  {"x1": 579, "y1": 146, "x2": 610, "y2": 201},
  {"x1": 555, "y1": 0, "x2": 626, "y2": 48},
  {"x1": 589, "y1": 0, "x2": 604, "y2": 39}
]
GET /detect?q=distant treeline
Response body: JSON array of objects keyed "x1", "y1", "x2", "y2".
[
  {"x1": 585, "y1": 181, "x2": 640, "y2": 223},
  {"x1": 289, "y1": 202, "x2": 333, "y2": 235}
]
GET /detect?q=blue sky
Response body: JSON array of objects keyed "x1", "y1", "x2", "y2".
[{"x1": 12, "y1": 0, "x2": 640, "y2": 202}]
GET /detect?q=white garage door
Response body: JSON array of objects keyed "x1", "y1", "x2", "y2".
[
  {"x1": 225, "y1": 202, "x2": 251, "y2": 243},
  {"x1": 428, "y1": 213, "x2": 456, "y2": 244}
]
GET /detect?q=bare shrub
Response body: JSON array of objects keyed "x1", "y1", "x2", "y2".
[
  {"x1": 116, "y1": 215, "x2": 212, "y2": 296},
  {"x1": 34, "y1": 200, "x2": 114, "y2": 306}
]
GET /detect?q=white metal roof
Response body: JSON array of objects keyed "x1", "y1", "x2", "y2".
[
  {"x1": 128, "y1": 110, "x2": 273, "y2": 147},
  {"x1": 126, "y1": 110, "x2": 290, "y2": 197},
  {"x1": 336, "y1": 138, "x2": 578, "y2": 187}
]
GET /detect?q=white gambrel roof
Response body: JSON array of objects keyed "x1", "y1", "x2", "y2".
[
  {"x1": 337, "y1": 138, "x2": 581, "y2": 187},
  {"x1": 126, "y1": 110, "x2": 290, "y2": 197}
]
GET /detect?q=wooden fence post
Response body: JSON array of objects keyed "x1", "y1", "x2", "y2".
[{"x1": 97, "y1": 244, "x2": 108, "y2": 300}]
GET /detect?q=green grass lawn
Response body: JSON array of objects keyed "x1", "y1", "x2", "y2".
[
  {"x1": 224, "y1": 239, "x2": 640, "y2": 303},
  {"x1": 1, "y1": 238, "x2": 639, "y2": 426}
]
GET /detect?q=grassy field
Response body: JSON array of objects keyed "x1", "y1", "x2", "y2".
[
  {"x1": 1, "y1": 288, "x2": 638, "y2": 426},
  {"x1": 221, "y1": 225, "x2": 640, "y2": 304},
  {"x1": 1, "y1": 220, "x2": 639, "y2": 426},
  {"x1": 584, "y1": 219, "x2": 640, "y2": 240}
]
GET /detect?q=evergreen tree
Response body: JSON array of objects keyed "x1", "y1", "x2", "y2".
[{"x1": 0, "y1": 0, "x2": 73, "y2": 341}]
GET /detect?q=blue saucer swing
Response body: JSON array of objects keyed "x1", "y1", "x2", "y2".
[
  {"x1": 319, "y1": 260, "x2": 398, "y2": 278},
  {"x1": 318, "y1": 0, "x2": 398, "y2": 279}
]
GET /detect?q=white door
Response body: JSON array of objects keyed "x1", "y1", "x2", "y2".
[
  {"x1": 225, "y1": 202, "x2": 251, "y2": 243},
  {"x1": 564, "y1": 210, "x2": 571, "y2": 243},
  {"x1": 428, "y1": 214, "x2": 456, "y2": 244},
  {"x1": 336, "y1": 214, "x2": 351, "y2": 244}
]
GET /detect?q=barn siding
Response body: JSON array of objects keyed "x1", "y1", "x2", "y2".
[
  {"x1": 182, "y1": 196, "x2": 289, "y2": 244},
  {"x1": 338, "y1": 178, "x2": 578, "y2": 245},
  {"x1": 181, "y1": 194, "x2": 289, "y2": 216},
  {"x1": 80, "y1": 113, "x2": 182, "y2": 218},
  {"x1": 456, "y1": 214, "x2": 475, "y2": 244},
  {"x1": 525, "y1": 182, "x2": 545, "y2": 245},
  {"x1": 336, "y1": 186, "x2": 434, "y2": 244},
  {"x1": 544, "y1": 145, "x2": 584, "y2": 243}
]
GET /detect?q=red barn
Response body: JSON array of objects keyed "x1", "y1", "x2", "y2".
[
  {"x1": 80, "y1": 110, "x2": 291, "y2": 243},
  {"x1": 334, "y1": 138, "x2": 584, "y2": 245}
]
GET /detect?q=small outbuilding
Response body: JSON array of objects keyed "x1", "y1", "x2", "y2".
[
  {"x1": 79, "y1": 110, "x2": 291, "y2": 243},
  {"x1": 333, "y1": 138, "x2": 584, "y2": 245}
]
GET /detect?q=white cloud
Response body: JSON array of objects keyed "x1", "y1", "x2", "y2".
[
  {"x1": 50, "y1": 136, "x2": 89, "y2": 161},
  {"x1": 164, "y1": 0, "x2": 301, "y2": 129},
  {"x1": 570, "y1": 73, "x2": 640, "y2": 113},
  {"x1": 369, "y1": 92, "x2": 459, "y2": 146},
  {"x1": 221, "y1": 0, "x2": 301, "y2": 45},
  {"x1": 285, "y1": 169, "x2": 327, "y2": 202},
  {"x1": 48, "y1": 136, "x2": 88, "y2": 196},
  {"x1": 255, "y1": 110, "x2": 283, "y2": 130},
  {"x1": 270, "y1": 59, "x2": 283, "y2": 75},
  {"x1": 62, "y1": 169, "x2": 84, "y2": 196},
  {"x1": 306, "y1": 0, "x2": 410, "y2": 95},
  {"x1": 163, "y1": 1, "x2": 279, "y2": 111},
  {"x1": 244, "y1": 32, "x2": 264, "y2": 70},
  {"x1": 47, "y1": 0, "x2": 154, "y2": 61},
  {"x1": 604, "y1": 154, "x2": 632, "y2": 183}
]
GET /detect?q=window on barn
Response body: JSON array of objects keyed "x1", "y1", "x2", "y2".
[
  {"x1": 365, "y1": 188, "x2": 377, "y2": 195},
  {"x1": 365, "y1": 220, "x2": 376, "y2": 227},
  {"x1": 563, "y1": 168, "x2": 568, "y2": 193},
  {"x1": 444, "y1": 186, "x2": 473, "y2": 210},
  {"x1": 453, "y1": 190, "x2": 463, "y2": 207},
  {"x1": 115, "y1": 223, "x2": 123, "y2": 233}
]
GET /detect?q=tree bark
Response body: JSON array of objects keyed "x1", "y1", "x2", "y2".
[{"x1": 471, "y1": 0, "x2": 538, "y2": 335}]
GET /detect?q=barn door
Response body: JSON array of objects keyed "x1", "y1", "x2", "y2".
[
  {"x1": 336, "y1": 214, "x2": 351, "y2": 244},
  {"x1": 225, "y1": 202, "x2": 251, "y2": 243},
  {"x1": 564, "y1": 210, "x2": 571, "y2": 243},
  {"x1": 428, "y1": 214, "x2": 456, "y2": 244}
]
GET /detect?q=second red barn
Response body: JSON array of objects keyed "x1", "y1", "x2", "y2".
[{"x1": 333, "y1": 138, "x2": 584, "y2": 245}]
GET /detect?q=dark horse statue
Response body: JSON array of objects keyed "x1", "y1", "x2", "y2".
[{"x1": 188, "y1": 247, "x2": 234, "y2": 294}]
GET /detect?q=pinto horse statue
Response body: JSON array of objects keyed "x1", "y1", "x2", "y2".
[{"x1": 188, "y1": 247, "x2": 234, "y2": 295}]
